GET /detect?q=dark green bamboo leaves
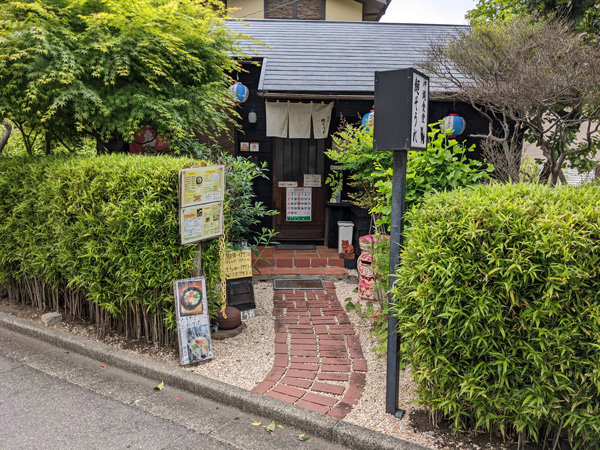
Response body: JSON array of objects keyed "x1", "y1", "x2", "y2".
[
  {"x1": 0, "y1": 155, "x2": 219, "y2": 346},
  {"x1": 394, "y1": 183, "x2": 600, "y2": 448}
]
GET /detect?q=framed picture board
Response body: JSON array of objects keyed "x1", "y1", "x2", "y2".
[
  {"x1": 173, "y1": 277, "x2": 213, "y2": 365},
  {"x1": 179, "y1": 165, "x2": 225, "y2": 208},
  {"x1": 180, "y1": 201, "x2": 224, "y2": 245}
]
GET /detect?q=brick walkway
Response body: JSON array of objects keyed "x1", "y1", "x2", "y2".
[{"x1": 251, "y1": 281, "x2": 366, "y2": 419}]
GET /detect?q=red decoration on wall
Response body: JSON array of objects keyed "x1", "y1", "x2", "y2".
[{"x1": 129, "y1": 126, "x2": 169, "y2": 155}]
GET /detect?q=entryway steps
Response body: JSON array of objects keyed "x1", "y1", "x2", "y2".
[{"x1": 252, "y1": 246, "x2": 351, "y2": 277}]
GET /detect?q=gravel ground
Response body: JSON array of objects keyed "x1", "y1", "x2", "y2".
[
  {"x1": 0, "y1": 281, "x2": 512, "y2": 450},
  {"x1": 187, "y1": 281, "x2": 275, "y2": 390},
  {"x1": 332, "y1": 280, "x2": 440, "y2": 449}
]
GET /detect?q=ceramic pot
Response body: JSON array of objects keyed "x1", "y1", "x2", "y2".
[{"x1": 215, "y1": 305, "x2": 241, "y2": 330}]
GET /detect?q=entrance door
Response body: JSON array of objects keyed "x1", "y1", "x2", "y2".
[{"x1": 273, "y1": 138, "x2": 327, "y2": 241}]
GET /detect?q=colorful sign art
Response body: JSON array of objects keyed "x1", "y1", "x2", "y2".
[
  {"x1": 173, "y1": 277, "x2": 213, "y2": 365},
  {"x1": 129, "y1": 125, "x2": 169, "y2": 155}
]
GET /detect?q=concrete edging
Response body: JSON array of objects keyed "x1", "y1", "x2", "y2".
[{"x1": 0, "y1": 311, "x2": 428, "y2": 450}]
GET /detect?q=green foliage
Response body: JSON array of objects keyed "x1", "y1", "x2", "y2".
[
  {"x1": 467, "y1": 0, "x2": 530, "y2": 23},
  {"x1": 393, "y1": 183, "x2": 600, "y2": 448},
  {"x1": 0, "y1": 120, "x2": 96, "y2": 157},
  {"x1": 0, "y1": 154, "x2": 232, "y2": 344},
  {"x1": 519, "y1": 156, "x2": 542, "y2": 183},
  {"x1": 467, "y1": 0, "x2": 600, "y2": 43},
  {"x1": 325, "y1": 170, "x2": 343, "y2": 202},
  {"x1": 367, "y1": 125, "x2": 492, "y2": 291},
  {"x1": 344, "y1": 293, "x2": 389, "y2": 357},
  {"x1": 251, "y1": 227, "x2": 279, "y2": 272},
  {"x1": 325, "y1": 123, "x2": 392, "y2": 231},
  {"x1": 327, "y1": 123, "x2": 492, "y2": 236},
  {"x1": 329, "y1": 123, "x2": 492, "y2": 356},
  {"x1": 372, "y1": 125, "x2": 493, "y2": 233},
  {"x1": 187, "y1": 143, "x2": 278, "y2": 247},
  {"x1": 0, "y1": 0, "x2": 245, "y2": 154}
]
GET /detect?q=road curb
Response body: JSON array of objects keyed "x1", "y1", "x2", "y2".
[{"x1": 0, "y1": 311, "x2": 428, "y2": 450}]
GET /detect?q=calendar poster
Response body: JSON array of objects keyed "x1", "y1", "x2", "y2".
[{"x1": 286, "y1": 188, "x2": 312, "y2": 222}]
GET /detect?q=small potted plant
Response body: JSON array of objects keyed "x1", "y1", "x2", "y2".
[{"x1": 326, "y1": 170, "x2": 343, "y2": 203}]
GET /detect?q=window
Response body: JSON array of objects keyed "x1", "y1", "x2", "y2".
[{"x1": 266, "y1": 0, "x2": 325, "y2": 20}]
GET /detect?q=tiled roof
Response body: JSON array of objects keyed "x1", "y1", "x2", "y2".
[{"x1": 227, "y1": 19, "x2": 464, "y2": 94}]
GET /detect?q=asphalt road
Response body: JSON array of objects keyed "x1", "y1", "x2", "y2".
[{"x1": 0, "y1": 326, "x2": 346, "y2": 450}]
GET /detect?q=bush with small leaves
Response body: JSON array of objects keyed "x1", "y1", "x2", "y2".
[
  {"x1": 393, "y1": 183, "x2": 600, "y2": 449},
  {"x1": 0, "y1": 154, "x2": 239, "y2": 345}
]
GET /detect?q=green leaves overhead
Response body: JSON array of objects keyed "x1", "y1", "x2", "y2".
[
  {"x1": 394, "y1": 183, "x2": 600, "y2": 448},
  {"x1": 0, "y1": 0, "x2": 245, "y2": 153}
]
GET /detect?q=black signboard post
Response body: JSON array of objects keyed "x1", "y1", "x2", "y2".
[{"x1": 373, "y1": 68, "x2": 429, "y2": 418}]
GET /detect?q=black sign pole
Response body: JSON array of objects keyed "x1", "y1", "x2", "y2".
[
  {"x1": 385, "y1": 150, "x2": 407, "y2": 418},
  {"x1": 374, "y1": 68, "x2": 428, "y2": 419}
]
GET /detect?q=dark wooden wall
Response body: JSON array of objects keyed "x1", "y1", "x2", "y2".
[{"x1": 235, "y1": 63, "x2": 492, "y2": 245}]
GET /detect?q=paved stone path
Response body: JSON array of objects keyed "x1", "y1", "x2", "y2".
[{"x1": 251, "y1": 282, "x2": 366, "y2": 419}]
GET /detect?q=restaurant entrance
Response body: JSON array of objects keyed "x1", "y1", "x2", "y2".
[{"x1": 272, "y1": 137, "x2": 327, "y2": 241}]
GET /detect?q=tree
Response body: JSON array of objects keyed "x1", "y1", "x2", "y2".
[
  {"x1": 0, "y1": 121, "x2": 10, "y2": 156},
  {"x1": 421, "y1": 15, "x2": 600, "y2": 185},
  {"x1": 467, "y1": 0, "x2": 600, "y2": 38},
  {"x1": 0, "y1": 0, "x2": 245, "y2": 155}
]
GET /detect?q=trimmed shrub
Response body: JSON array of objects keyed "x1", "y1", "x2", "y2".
[
  {"x1": 393, "y1": 183, "x2": 600, "y2": 448},
  {"x1": 0, "y1": 154, "x2": 221, "y2": 345}
]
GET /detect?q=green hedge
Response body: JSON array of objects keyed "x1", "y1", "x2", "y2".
[
  {"x1": 393, "y1": 183, "x2": 600, "y2": 448},
  {"x1": 0, "y1": 154, "x2": 221, "y2": 345}
]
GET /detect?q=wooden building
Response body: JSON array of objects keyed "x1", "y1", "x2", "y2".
[{"x1": 220, "y1": 18, "x2": 491, "y2": 247}]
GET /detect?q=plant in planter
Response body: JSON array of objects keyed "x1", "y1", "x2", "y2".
[
  {"x1": 326, "y1": 170, "x2": 344, "y2": 202},
  {"x1": 329, "y1": 122, "x2": 493, "y2": 355}
]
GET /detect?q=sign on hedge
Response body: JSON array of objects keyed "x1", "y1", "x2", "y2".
[
  {"x1": 180, "y1": 202, "x2": 224, "y2": 245},
  {"x1": 179, "y1": 166, "x2": 225, "y2": 208},
  {"x1": 178, "y1": 165, "x2": 225, "y2": 245}
]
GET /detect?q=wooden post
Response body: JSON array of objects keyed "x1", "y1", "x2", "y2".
[{"x1": 192, "y1": 243, "x2": 202, "y2": 277}]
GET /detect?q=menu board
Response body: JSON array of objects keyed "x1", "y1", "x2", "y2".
[
  {"x1": 173, "y1": 277, "x2": 213, "y2": 365},
  {"x1": 180, "y1": 202, "x2": 223, "y2": 245},
  {"x1": 222, "y1": 250, "x2": 253, "y2": 280},
  {"x1": 180, "y1": 166, "x2": 225, "y2": 208},
  {"x1": 286, "y1": 187, "x2": 312, "y2": 222}
]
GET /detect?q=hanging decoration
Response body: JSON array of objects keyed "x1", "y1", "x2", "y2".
[
  {"x1": 440, "y1": 113, "x2": 466, "y2": 138},
  {"x1": 361, "y1": 109, "x2": 374, "y2": 131},
  {"x1": 229, "y1": 81, "x2": 249, "y2": 104}
]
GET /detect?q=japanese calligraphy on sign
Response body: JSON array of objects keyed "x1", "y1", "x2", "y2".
[
  {"x1": 410, "y1": 72, "x2": 429, "y2": 149},
  {"x1": 373, "y1": 68, "x2": 430, "y2": 152},
  {"x1": 222, "y1": 250, "x2": 253, "y2": 280},
  {"x1": 303, "y1": 174, "x2": 321, "y2": 187}
]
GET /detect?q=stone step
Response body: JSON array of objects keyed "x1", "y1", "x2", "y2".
[
  {"x1": 252, "y1": 267, "x2": 349, "y2": 277},
  {"x1": 253, "y1": 256, "x2": 345, "y2": 269},
  {"x1": 251, "y1": 246, "x2": 356, "y2": 280}
]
